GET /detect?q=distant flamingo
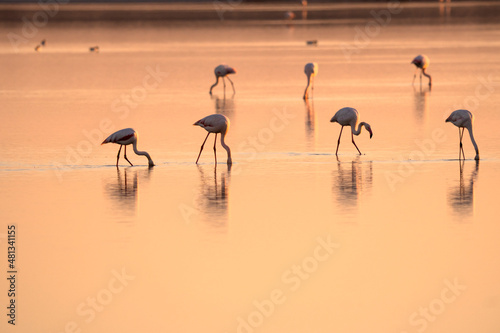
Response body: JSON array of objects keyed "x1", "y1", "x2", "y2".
[
  {"x1": 194, "y1": 114, "x2": 232, "y2": 165},
  {"x1": 209, "y1": 64, "x2": 237, "y2": 95},
  {"x1": 445, "y1": 109, "x2": 479, "y2": 160},
  {"x1": 102, "y1": 128, "x2": 155, "y2": 167},
  {"x1": 330, "y1": 107, "x2": 373, "y2": 155},
  {"x1": 303, "y1": 62, "x2": 318, "y2": 100},
  {"x1": 411, "y1": 54, "x2": 432, "y2": 86}
]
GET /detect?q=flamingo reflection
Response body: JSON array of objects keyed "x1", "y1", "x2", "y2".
[
  {"x1": 212, "y1": 93, "x2": 235, "y2": 116},
  {"x1": 196, "y1": 164, "x2": 232, "y2": 229},
  {"x1": 104, "y1": 167, "x2": 153, "y2": 218},
  {"x1": 448, "y1": 160, "x2": 479, "y2": 217},
  {"x1": 304, "y1": 99, "x2": 317, "y2": 147},
  {"x1": 332, "y1": 156, "x2": 373, "y2": 211},
  {"x1": 413, "y1": 85, "x2": 431, "y2": 124}
]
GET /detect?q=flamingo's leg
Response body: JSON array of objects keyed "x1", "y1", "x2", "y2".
[
  {"x1": 213, "y1": 133, "x2": 218, "y2": 165},
  {"x1": 196, "y1": 132, "x2": 211, "y2": 164},
  {"x1": 412, "y1": 67, "x2": 418, "y2": 85},
  {"x1": 226, "y1": 76, "x2": 236, "y2": 94},
  {"x1": 335, "y1": 126, "x2": 344, "y2": 155},
  {"x1": 351, "y1": 131, "x2": 362, "y2": 155},
  {"x1": 459, "y1": 127, "x2": 465, "y2": 160},
  {"x1": 116, "y1": 145, "x2": 123, "y2": 166},
  {"x1": 124, "y1": 145, "x2": 133, "y2": 166}
]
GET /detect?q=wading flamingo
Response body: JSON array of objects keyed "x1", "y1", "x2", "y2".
[
  {"x1": 412, "y1": 54, "x2": 432, "y2": 86},
  {"x1": 102, "y1": 128, "x2": 155, "y2": 167},
  {"x1": 194, "y1": 114, "x2": 232, "y2": 165},
  {"x1": 209, "y1": 64, "x2": 237, "y2": 95},
  {"x1": 445, "y1": 109, "x2": 479, "y2": 160},
  {"x1": 303, "y1": 62, "x2": 318, "y2": 100},
  {"x1": 330, "y1": 107, "x2": 373, "y2": 155}
]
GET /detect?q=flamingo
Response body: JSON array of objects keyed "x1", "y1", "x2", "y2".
[
  {"x1": 445, "y1": 109, "x2": 479, "y2": 160},
  {"x1": 330, "y1": 107, "x2": 373, "y2": 155},
  {"x1": 209, "y1": 64, "x2": 237, "y2": 95},
  {"x1": 101, "y1": 128, "x2": 155, "y2": 167},
  {"x1": 303, "y1": 62, "x2": 318, "y2": 100},
  {"x1": 411, "y1": 54, "x2": 432, "y2": 86},
  {"x1": 194, "y1": 114, "x2": 232, "y2": 165}
]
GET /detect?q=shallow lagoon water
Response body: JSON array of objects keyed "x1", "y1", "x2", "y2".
[{"x1": 1, "y1": 2, "x2": 500, "y2": 333}]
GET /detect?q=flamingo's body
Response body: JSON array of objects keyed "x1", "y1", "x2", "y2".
[
  {"x1": 412, "y1": 54, "x2": 432, "y2": 86},
  {"x1": 330, "y1": 107, "x2": 373, "y2": 155},
  {"x1": 194, "y1": 114, "x2": 232, "y2": 165},
  {"x1": 303, "y1": 62, "x2": 318, "y2": 100},
  {"x1": 446, "y1": 109, "x2": 479, "y2": 160},
  {"x1": 209, "y1": 64, "x2": 237, "y2": 95},
  {"x1": 102, "y1": 128, "x2": 155, "y2": 167}
]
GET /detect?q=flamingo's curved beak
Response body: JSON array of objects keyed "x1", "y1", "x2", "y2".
[{"x1": 369, "y1": 129, "x2": 373, "y2": 139}]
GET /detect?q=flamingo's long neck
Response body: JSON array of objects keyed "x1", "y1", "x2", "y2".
[
  {"x1": 303, "y1": 74, "x2": 311, "y2": 98},
  {"x1": 220, "y1": 131, "x2": 232, "y2": 165},
  {"x1": 351, "y1": 122, "x2": 368, "y2": 136},
  {"x1": 422, "y1": 69, "x2": 432, "y2": 85},
  {"x1": 132, "y1": 140, "x2": 155, "y2": 166},
  {"x1": 466, "y1": 124, "x2": 480, "y2": 160},
  {"x1": 210, "y1": 76, "x2": 220, "y2": 94}
]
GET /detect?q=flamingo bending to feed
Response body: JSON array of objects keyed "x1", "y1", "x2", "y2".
[
  {"x1": 303, "y1": 62, "x2": 318, "y2": 100},
  {"x1": 445, "y1": 109, "x2": 479, "y2": 160},
  {"x1": 330, "y1": 107, "x2": 373, "y2": 155},
  {"x1": 209, "y1": 64, "x2": 237, "y2": 95},
  {"x1": 102, "y1": 128, "x2": 155, "y2": 167},
  {"x1": 194, "y1": 114, "x2": 232, "y2": 165},
  {"x1": 411, "y1": 54, "x2": 432, "y2": 86}
]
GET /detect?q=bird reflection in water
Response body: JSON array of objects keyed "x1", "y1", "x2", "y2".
[
  {"x1": 413, "y1": 84, "x2": 431, "y2": 124},
  {"x1": 439, "y1": 0, "x2": 452, "y2": 20},
  {"x1": 332, "y1": 156, "x2": 373, "y2": 211},
  {"x1": 212, "y1": 93, "x2": 235, "y2": 116},
  {"x1": 304, "y1": 99, "x2": 317, "y2": 148},
  {"x1": 104, "y1": 167, "x2": 153, "y2": 219},
  {"x1": 448, "y1": 160, "x2": 479, "y2": 217},
  {"x1": 196, "y1": 164, "x2": 231, "y2": 229}
]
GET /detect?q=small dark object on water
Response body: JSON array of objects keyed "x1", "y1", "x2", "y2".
[
  {"x1": 89, "y1": 46, "x2": 100, "y2": 53},
  {"x1": 306, "y1": 40, "x2": 318, "y2": 46},
  {"x1": 35, "y1": 39, "x2": 46, "y2": 52}
]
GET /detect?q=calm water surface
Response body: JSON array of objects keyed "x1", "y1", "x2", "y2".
[{"x1": 1, "y1": 3, "x2": 500, "y2": 333}]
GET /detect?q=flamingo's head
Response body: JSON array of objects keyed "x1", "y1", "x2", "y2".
[{"x1": 365, "y1": 124, "x2": 373, "y2": 139}]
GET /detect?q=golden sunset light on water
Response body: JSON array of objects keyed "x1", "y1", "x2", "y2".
[{"x1": 1, "y1": 1, "x2": 500, "y2": 333}]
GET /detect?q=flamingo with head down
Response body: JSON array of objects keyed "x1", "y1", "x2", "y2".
[
  {"x1": 194, "y1": 114, "x2": 232, "y2": 165},
  {"x1": 330, "y1": 107, "x2": 373, "y2": 155}
]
